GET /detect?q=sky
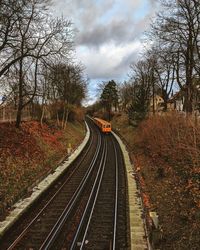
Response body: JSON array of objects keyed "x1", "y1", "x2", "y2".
[{"x1": 50, "y1": 0, "x2": 160, "y2": 105}]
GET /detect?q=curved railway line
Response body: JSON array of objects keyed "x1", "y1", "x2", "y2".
[
  {"x1": 0, "y1": 118, "x2": 129, "y2": 250},
  {"x1": 68, "y1": 135, "x2": 128, "y2": 250}
]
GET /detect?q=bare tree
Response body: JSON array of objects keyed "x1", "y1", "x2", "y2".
[
  {"x1": 46, "y1": 63, "x2": 87, "y2": 128},
  {"x1": 148, "y1": 46, "x2": 176, "y2": 110},
  {"x1": 127, "y1": 59, "x2": 153, "y2": 123},
  {"x1": 0, "y1": 0, "x2": 74, "y2": 127},
  {"x1": 119, "y1": 81, "x2": 135, "y2": 111},
  {"x1": 152, "y1": 0, "x2": 200, "y2": 113}
]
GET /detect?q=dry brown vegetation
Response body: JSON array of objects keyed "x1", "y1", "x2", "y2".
[
  {"x1": 112, "y1": 113, "x2": 200, "y2": 249},
  {"x1": 0, "y1": 120, "x2": 85, "y2": 219}
]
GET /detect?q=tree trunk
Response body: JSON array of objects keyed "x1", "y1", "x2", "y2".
[
  {"x1": 184, "y1": 86, "x2": 193, "y2": 113},
  {"x1": 40, "y1": 105, "x2": 45, "y2": 126},
  {"x1": 64, "y1": 108, "x2": 69, "y2": 129},
  {"x1": 162, "y1": 92, "x2": 168, "y2": 112},
  {"x1": 62, "y1": 106, "x2": 66, "y2": 129},
  {"x1": 16, "y1": 57, "x2": 23, "y2": 128},
  {"x1": 56, "y1": 112, "x2": 60, "y2": 127},
  {"x1": 16, "y1": 107, "x2": 22, "y2": 128}
]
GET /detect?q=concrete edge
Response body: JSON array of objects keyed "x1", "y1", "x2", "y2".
[
  {"x1": 112, "y1": 131, "x2": 148, "y2": 250},
  {"x1": 0, "y1": 121, "x2": 90, "y2": 238}
]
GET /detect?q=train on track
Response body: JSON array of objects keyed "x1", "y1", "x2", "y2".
[{"x1": 93, "y1": 117, "x2": 111, "y2": 133}]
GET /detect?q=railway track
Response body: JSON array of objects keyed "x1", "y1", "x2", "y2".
[
  {"x1": 0, "y1": 118, "x2": 129, "y2": 249},
  {"x1": 67, "y1": 135, "x2": 128, "y2": 250}
]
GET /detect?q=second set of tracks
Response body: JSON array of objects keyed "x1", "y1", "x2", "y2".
[{"x1": 0, "y1": 118, "x2": 129, "y2": 249}]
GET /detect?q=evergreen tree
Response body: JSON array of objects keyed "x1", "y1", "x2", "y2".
[
  {"x1": 127, "y1": 83, "x2": 150, "y2": 126},
  {"x1": 100, "y1": 80, "x2": 118, "y2": 120}
]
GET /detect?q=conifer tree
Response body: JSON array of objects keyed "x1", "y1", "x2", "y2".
[{"x1": 100, "y1": 80, "x2": 118, "y2": 120}]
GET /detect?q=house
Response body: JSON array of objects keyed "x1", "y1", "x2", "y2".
[
  {"x1": 167, "y1": 91, "x2": 185, "y2": 112},
  {"x1": 167, "y1": 84, "x2": 200, "y2": 113},
  {"x1": 150, "y1": 95, "x2": 165, "y2": 112}
]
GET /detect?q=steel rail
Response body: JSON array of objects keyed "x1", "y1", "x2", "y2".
[
  {"x1": 6, "y1": 121, "x2": 97, "y2": 250},
  {"x1": 39, "y1": 128, "x2": 103, "y2": 249},
  {"x1": 111, "y1": 136, "x2": 119, "y2": 250},
  {"x1": 77, "y1": 136, "x2": 119, "y2": 250},
  {"x1": 70, "y1": 136, "x2": 108, "y2": 250}
]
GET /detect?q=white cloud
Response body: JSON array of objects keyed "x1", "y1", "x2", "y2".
[
  {"x1": 77, "y1": 41, "x2": 143, "y2": 80},
  {"x1": 50, "y1": 0, "x2": 161, "y2": 103}
]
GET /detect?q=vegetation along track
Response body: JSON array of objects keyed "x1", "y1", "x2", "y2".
[{"x1": 0, "y1": 118, "x2": 129, "y2": 249}]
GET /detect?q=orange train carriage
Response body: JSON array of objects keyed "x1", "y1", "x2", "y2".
[{"x1": 93, "y1": 117, "x2": 111, "y2": 133}]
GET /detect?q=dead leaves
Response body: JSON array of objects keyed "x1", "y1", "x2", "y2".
[{"x1": 0, "y1": 121, "x2": 84, "y2": 219}]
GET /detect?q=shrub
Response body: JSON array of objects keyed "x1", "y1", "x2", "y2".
[{"x1": 137, "y1": 113, "x2": 200, "y2": 169}]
